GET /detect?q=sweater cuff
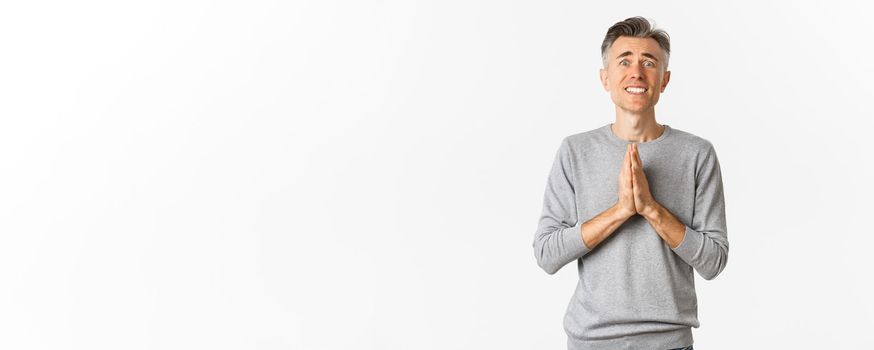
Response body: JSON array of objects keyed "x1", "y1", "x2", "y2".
[
  {"x1": 670, "y1": 225, "x2": 703, "y2": 264},
  {"x1": 564, "y1": 222, "x2": 592, "y2": 258}
]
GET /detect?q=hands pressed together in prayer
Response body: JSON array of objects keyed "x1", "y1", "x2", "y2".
[
  {"x1": 618, "y1": 143, "x2": 659, "y2": 219},
  {"x1": 580, "y1": 143, "x2": 687, "y2": 250}
]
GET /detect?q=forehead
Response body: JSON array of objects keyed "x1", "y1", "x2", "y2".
[{"x1": 608, "y1": 36, "x2": 665, "y2": 58}]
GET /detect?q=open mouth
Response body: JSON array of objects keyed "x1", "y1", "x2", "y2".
[{"x1": 624, "y1": 87, "x2": 647, "y2": 95}]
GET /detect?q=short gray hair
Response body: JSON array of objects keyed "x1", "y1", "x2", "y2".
[{"x1": 601, "y1": 16, "x2": 670, "y2": 69}]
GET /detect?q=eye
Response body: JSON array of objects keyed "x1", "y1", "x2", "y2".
[
  {"x1": 619, "y1": 59, "x2": 629, "y2": 66},
  {"x1": 643, "y1": 60, "x2": 655, "y2": 67}
]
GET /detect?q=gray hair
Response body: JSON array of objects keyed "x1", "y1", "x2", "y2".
[{"x1": 601, "y1": 16, "x2": 670, "y2": 69}]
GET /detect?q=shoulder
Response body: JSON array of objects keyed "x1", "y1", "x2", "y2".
[
  {"x1": 666, "y1": 126, "x2": 722, "y2": 172},
  {"x1": 666, "y1": 126, "x2": 718, "y2": 155},
  {"x1": 545, "y1": 126, "x2": 610, "y2": 164},
  {"x1": 668, "y1": 126, "x2": 714, "y2": 149},
  {"x1": 558, "y1": 124, "x2": 612, "y2": 151}
]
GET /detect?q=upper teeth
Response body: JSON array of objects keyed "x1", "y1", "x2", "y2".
[{"x1": 626, "y1": 87, "x2": 646, "y2": 93}]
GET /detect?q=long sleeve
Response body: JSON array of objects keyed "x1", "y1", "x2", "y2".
[
  {"x1": 533, "y1": 138, "x2": 591, "y2": 275},
  {"x1": 670, "y1": 143, "x2": 729, "y2": 280}
]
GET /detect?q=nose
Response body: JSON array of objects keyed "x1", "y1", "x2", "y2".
[{"x1": 629, "y1": 63, "x2": 645, "y2": 79}]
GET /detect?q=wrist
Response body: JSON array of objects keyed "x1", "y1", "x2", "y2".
[
  {"x1": 613, "y1": 203, "x2": 636, "y2": 220},
  {"x1": 639, "y1": 202, "x2": 662, "y2": 221}
]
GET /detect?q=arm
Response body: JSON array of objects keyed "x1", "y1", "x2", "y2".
[
  {"x1": 533, "y1": 140, "x2": 635, "y2": 275},
  {"x1": 638, "y1": 143, "x2": 729, "y2": 280},
  {"x1": 580, "y1": 144, "x2": 637, "y2": 250},
  {"x1": 532, "y1": 139, "x2": 588, "y2": 275},
  {"x1": 639, "y1": 203, "x2": 686, "y2": 249},
  {"x1": 673, "y1": 144, "x2": 729, "y2": 280},
  {"x1": 581, "y1": 204, "x2": 634, "y2": 252}
]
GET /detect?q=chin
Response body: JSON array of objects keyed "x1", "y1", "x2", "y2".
[{"x1": 619, "y1": 104, "x2": 650, "y2": 113}]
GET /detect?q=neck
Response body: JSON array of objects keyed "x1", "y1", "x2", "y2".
[{"x1": 611, "y1": 108, "x2": 663, "y2": 143}]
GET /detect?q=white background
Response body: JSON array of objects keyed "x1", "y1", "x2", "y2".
[{"x1": 1, "y1": 1, "x2": 872, "y2": 349}]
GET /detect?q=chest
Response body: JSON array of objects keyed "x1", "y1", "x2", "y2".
[{"x1": 572, "y1": 146, "x2": 697, "y2": 224}]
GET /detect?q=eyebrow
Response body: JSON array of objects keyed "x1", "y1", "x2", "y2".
[{"x1": 616, "y1": 51, "x2": 659, "y2": 61}]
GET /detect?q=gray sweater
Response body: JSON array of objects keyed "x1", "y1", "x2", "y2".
[{"x1": 532, "y1": 124, "x2": 729, "y2": 350}]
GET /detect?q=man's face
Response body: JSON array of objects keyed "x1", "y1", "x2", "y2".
[{"x1": 599, "y1": 36, "x2": 671, "y2": 114}]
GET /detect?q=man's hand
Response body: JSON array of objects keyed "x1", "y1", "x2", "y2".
[
  {"x1": 617, "y1": 144, "x2": 637, "y2": 219},
  {"x1": 612, "y1": 142, "x2": 686, "y2": 249},
  {"x1": 581, "y1": 142, "x2": 685, "y2": 251},
  {"x1": 630, "y1": 143, "x2": 659, "y2": 216},
  {"x1": 579, "y1": 144, "x2": 637, "y2": 250}
]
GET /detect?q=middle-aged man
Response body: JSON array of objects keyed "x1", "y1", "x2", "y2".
[{"x1": 532, "y1": 17, "x2": 729, "y2": 350}]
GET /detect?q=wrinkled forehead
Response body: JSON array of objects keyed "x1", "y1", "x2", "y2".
[{"x1": 608, "y1": 36, "x2": 666, "y2": 60}]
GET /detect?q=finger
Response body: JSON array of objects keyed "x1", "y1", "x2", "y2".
[
  {"x1": 625, "y1": 145, "x2": 634, "y2": 176},
  {"x1": 623, "y1": 145, "x2": 630, "y2": 171},
  {"x1": 631, "y1": 145, "x2": 642, "y2": 171},
  {"x1": 633, "y1": 143, "x2": 642, "y2": 165},
  {"x1": 626, "y1": 144, "x2": 632, "y2": 165}
]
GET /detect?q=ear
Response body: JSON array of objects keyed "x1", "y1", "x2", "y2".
[
  {"x1": 599, "y1": 68, "x2": 609, "y2": 91},
  {"x1": 660, "y1": 70, "x2": 671, "y2": 92}
]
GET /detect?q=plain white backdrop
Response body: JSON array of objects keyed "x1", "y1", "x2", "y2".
[{"x1": 1, "y1": 0, "x2": 872, "y2": 349}]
